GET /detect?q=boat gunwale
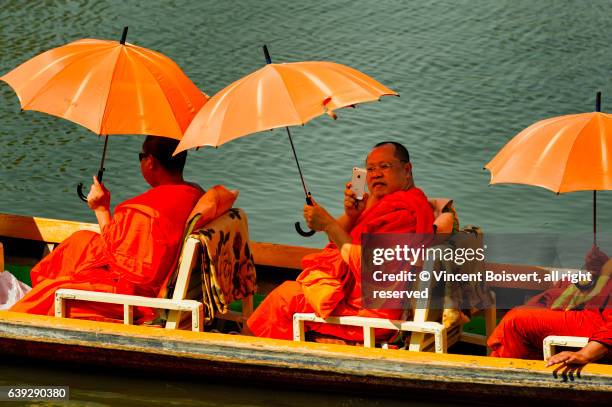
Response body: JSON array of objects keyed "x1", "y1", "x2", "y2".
[
  {"x1": 1, "y1": 211, "x2": 611, "y2": 399},
  {"x1": 0, "y1": 214, "x2": 612, "y2": 402},
  {"x1": 0, "y1": 310, "x2": 610, "y2": 389}
]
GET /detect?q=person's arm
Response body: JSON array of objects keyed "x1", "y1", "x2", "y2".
[
  {"x1": 87, "y1": 176, "x2": 112, "y2": 230},
  {"x1": 340, "y1": 182, "x2": 369, "y2": 232},
  {"x1": 303, "y1": 199, "x2": 353, "y2": 263},
  {"x1": 546, "y1": 341, "x2": 610, "y2": 367},
  {"x1": 303, "y1": 182, "x2": 375, "y2": 263},
  {"x1": 336, "y1": 214, "x2": 353, "y2": 232},
  {"x1": 323, "y1": 218, "x2": 353, "y2": 262},
  {"x1": 546, "y1": 305, "x2": 612, "y2": 367},
  {"x1": 585, "y1": 245, "x2": 609, "y2": 274}
]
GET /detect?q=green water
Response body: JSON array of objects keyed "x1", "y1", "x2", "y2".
[
  {"x1": 0, "y1": 359, "x2": 475, "y2": 407},
  {"x1": 2, "y1": 0, "x2": 612, "y2": 249},
  {"x1": 1, "y1": 0, "x2": 611, "y2": 404}
]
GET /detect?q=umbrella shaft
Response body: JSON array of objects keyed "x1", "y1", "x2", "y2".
[
  {"x1": 594, "y1": 190, "x2": 597, "y2": 245},
  {"x1": 98, "y1": 135, "x2": 109, "y2": 183},
  {"x1": 120, "y1": 27, "x2": 128, "y2": 45},
  {"x1": 263, "y1": 46, "x2": 311, "y2": 204},
  {"x1": 594, "y1": 92, "x2": 601, "y2": 244},
  {"x1": 285, "y1": 127, "x2": 310, "y2": 200}
]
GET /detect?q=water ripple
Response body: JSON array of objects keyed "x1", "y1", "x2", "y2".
[{"x1": 2, "y1": 0, "x2": 612, "y2": 247}]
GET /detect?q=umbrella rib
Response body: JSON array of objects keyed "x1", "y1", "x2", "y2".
[
  {"x1": 98, "y1": 47, "x2": 130, "y2": 135},
  {"x1": 280, "y1": 62, "x2": 395, "y2": 119},
  {"x1": 218, "y1": 70, "x2": 295, "y2": 144},
  {"x1": 19, "y1": 46, "x2": 113, "y2": 111},
  {"x1": 129, "y1": 45, "x2": 205, "y2": 133},
  {"x1": 212, "y1": 73, "x2": 265, "y2": 145},
  {"x1": 129, "y1": 47, "x2": 185, "y2": 138},
  {"x1": 325, "y1": 62, "x2": 390, "y2": 96},
  {"x1": 217, "y1": 87, "x2": 244, "y2": 146},
  {"x1": 486, "y1": 114, "x2": 581, "y2": 168},
  {"x1": 599, "y1": 115, "x2": 610, "y2": 174},
  {"x1": 269, "y1": 66, "x2": 308, "y2": 125},
  {"x1": 183, "y1": 74, "x2": 251, "y2": 149},
  {"x1": 557, "y1": 114, "x2": 599, "y2": 193},
  {"x1": 321, "y1": 61, "x2": 397, "y2": 101}
]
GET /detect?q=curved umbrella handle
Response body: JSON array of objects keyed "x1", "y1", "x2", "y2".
[
  {"x1": 76, "y1": 183, "x2": 88, "y2": 202},
  {"x1": 76, "y1": 168, "x2": 104, "y2": 203},
  {"x1": 295, "y1": 194, "x2": 316, "y2": 237},
  {"x1": 295, "y1": 221, "x2": 316, "y2": 237}
]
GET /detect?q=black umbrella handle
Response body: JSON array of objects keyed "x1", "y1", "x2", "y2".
[
  {"x1": 76, "y1": 183, "x2": 88, "y2": 202},
  {"x1": 77, "y1": 135, "x2": 109, "y2": 203},
  {"x1": 295, "y1": 222, "x2": 315, "y2": 237},
  {"x1": 295, "y1": 194, "x2": 316, "y2": 237},
  {"x1": 76, "y1": 168, "x2": 104, "y2": 203}
]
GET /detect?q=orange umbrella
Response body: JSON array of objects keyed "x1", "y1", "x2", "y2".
[
  {"x1": 175, "y1": 45, "x2": 397, "y2": 236},
  {"x1": 485, "y1": 92, "x2": 611, "y2": 243},
  {"x1": 1, "y1": 27, "x2": 207, "y2": 200}
]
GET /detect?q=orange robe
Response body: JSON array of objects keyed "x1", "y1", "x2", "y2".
[
  {"x1": 11, "y1": 184, "x2": 202, "y2": 321},
  {"x1": 488, "y1": 280, "x2": 612, "y2": 359},
  {"x1": 247, "y1": 188, "x2": 434, "y2": 341}
]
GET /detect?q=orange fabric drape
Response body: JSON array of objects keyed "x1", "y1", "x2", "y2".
[
  {"x1": 11, "y1": 184, "x2": 202, "y2": 321},
  {"x1": 247, "y1": 187, "x2": 434, "y2": 341},
  {"x1": 488, "y1": 280, "x2": 612, "y2": 359},
  {"x1": 488, "y1": 307, "x2": 611, "y2": 359}
]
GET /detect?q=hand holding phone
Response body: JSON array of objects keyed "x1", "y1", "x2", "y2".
[{"x1": 350, "y1": 167, "x2": 367, "y2": 200}]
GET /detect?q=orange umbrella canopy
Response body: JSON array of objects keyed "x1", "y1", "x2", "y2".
[
  {"x1": 175, "y1": 60, "x2": 397, "y2": 152},
  {"x1": 485, "y1": 111, "x2": 612, "y2": 193},
  {"x1": 1, "y1": 35, "x2": 207, "y2": 139},
  {"x1": 175, "y1": 48, "x2": 397, "y2": 237}
]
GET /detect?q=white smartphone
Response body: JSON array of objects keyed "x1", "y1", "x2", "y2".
[{"x1": 351, "y1": 167, "x2": 367, "y2": 200}]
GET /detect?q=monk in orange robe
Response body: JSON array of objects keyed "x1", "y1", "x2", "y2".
[
  {"x1": 247, "y1": 142, "x2": 434, "y2": 341},
  {"x1": 11, "y1": 136, "x2": 202, "y2": 321},
  {"x1": 488, "y1": 246, "x2": 611, "y2": 365}
]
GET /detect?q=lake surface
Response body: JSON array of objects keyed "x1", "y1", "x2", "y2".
[
  {"x1": 0, "y1": 358, "x2": 477, "y2": 407},
  {"x1": 1, "y1": 0, "x2": 610, "y2": 405},
  {"x1": 2, "y1": 0, "x2": 612, "y2": 249}
]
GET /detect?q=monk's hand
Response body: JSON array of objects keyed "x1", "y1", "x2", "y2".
[
  {"x1": 585, "y1": 245, "x2": 609, "y2": 273},
  {"x1": 546, "y1": 340, "x2": 610, "y2": 368},
  {"x1": 304, "y1": 198, "x2": 335, "y2": 232},
  {"x1": 344, "y1": 182, "x2": 368, "y2": 221},
  {"x1": 546, "y1": 350, "x2": 592, "y2": 367},
  {"x1": 87, "y1": 176, "x2": 111, "y2": 211}
]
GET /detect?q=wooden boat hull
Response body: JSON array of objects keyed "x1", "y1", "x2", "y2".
[
  {"x1": 1, "y1": 212, "x2": 611, "y2": 404},
  {"x1": 0, "y1": 311, "x2": 610, "y2": 405}
]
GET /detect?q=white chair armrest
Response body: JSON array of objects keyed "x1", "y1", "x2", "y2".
[
  {"x1": 543, "y1": 335, "x2": 589, "y2": 360},
  {"x1": 292, "y1": 313, "x2": 446, "y2": 352},
  {"x1": 54, "y1": 289, "x2": 203, "y2": 332}
]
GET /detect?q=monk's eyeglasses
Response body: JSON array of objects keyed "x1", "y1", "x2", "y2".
[{"x1": 366, "y1": 160, "x2": 407, "y2": 174}]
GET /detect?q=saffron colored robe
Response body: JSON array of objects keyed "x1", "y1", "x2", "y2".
[
  {"x1": 11, "y1": 184, "x2": 202, "y2": 321},
  {"x1": 247, "y1": 187, "x2": 434, "y2": 341},
  {"x1": 488, "y1": 278, "x2": 612, "y2": 359}
]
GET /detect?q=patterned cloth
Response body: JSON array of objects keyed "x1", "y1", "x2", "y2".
[
  {"x1": 428, "y1": 200, "x2": 493, "y2": 328},
  {"x1": 196, "y1": 208, "x2": 256, "y2": 323},
  {"x1": 429, "y1": 226, "x2": 494, "y2": 328}
]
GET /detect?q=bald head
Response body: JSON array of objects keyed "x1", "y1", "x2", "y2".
[
  {"x1": 372, "y1": 141, "x2": 410, "y2": 163},
  {"x1": 365, "y1": 141, "x2": 413, "y2": 200}
]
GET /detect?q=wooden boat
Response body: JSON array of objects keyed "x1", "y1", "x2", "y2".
[{"x1": 0, "y1": 213, "x2": 610, "y2": 405}]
